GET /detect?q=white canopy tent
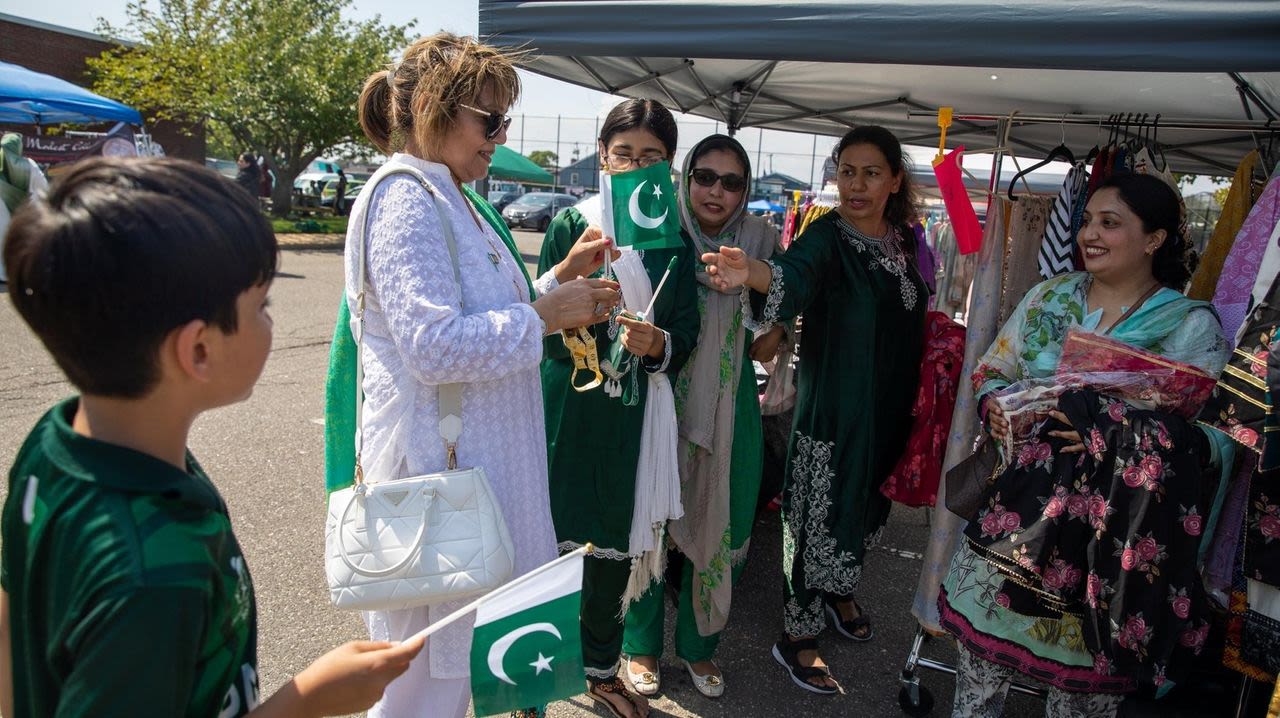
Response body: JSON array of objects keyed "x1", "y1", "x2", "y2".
[{"x1": 479, "y1": 0, "x2": 1280, "y2": 177}]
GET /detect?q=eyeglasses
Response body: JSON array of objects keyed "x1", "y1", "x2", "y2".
[
  {"x1": 605, "y1": 153, "x2": 666, "y2": 171},
  {"x1": 689, "y1": 168, "x2": 748, "y2": 193},
  {"x1": 457, "y1": 103, "x2": 512, "y2": 140}
]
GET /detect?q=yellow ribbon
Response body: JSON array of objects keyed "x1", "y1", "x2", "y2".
[{"x1": 562, "y1": 326, "x2": 603, "y2": 392}]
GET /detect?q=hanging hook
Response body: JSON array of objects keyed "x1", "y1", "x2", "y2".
[{"x1": 1151, "y1": 114, "x2": 1168, "y2": 172}]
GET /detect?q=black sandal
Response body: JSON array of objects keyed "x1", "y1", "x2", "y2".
[
  {"x1": 770, "y1": 635, "x2": 840, "y2": 695},
  {"x1": 825, "y1": 596, "x2": 873, "y2": 642},
  {"x1": 587, "y1": 675, "x2": 647, "y2": 718}
]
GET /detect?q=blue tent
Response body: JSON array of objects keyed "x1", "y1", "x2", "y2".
[
  {"x1": 747, "y1": 199, "x2": 784, "y2": 212},
  {"x1": 0, "y1": 61, "x2": 142, "y2": 125}
]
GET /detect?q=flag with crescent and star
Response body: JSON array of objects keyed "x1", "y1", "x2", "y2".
[
  {"x1": 600, "y1": 161, "x2": 683, "y2": 250},
  {"x1": 469, "y1": 551, "x2": 584, "y2": 715}
]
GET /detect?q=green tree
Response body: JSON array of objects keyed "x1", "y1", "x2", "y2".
[
  {"x1": 89, "y1": 0, "x2": 412, "y2": 216},
  {"x1": 527, "y1": 150, "x2": 558, "y2": 169}
]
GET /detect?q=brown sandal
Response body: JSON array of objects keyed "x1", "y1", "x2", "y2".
[{"x1": 587, "y1": 675, "x2": 648, "y2": 718}]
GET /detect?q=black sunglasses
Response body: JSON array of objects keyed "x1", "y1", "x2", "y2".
[
  {"x1": 689, "y1": 167, "x2": 748, "y2": 193},
  {"x1": 457, "y1": 103, "x2": 513, "y2": 140}
]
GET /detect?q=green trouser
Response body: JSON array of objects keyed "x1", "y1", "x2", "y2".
[
  {"x1": 622, "y1": 554, "x2": 748, "y2": 662},
  {"x1": 581, "y1": 554, "x2": 633, "y2": 677},
  {"x1": 622, "y1": 354, "x2": 762, "y2": 662}
]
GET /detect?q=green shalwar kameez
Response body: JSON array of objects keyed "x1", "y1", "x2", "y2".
[
  {"x1": 748, "y1": 212, "x2": 926, "y2": 638},
  {"x1": 539, "y1": 205, "x2": 700, "y2": 676}
]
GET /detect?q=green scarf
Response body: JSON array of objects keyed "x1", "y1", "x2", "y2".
[{"x1": 323, "y1": 184, "x2": 533, "y2": 493}]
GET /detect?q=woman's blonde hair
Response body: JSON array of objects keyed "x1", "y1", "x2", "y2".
[{"x1": 358, "y1": 33, "x2": 521, "y2": 158}]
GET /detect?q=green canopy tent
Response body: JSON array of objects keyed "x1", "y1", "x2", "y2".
[{"x1": 488, "y1": 144, "x2": 553, "y2": 184}]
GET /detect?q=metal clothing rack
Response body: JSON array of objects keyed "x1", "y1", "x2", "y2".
[
  {"x1": 906, "y1": 111, "x2": 1276, "y2": 132},
  {"x1": 906, "y1": 110, "x2": 1278, "y2": 175}
]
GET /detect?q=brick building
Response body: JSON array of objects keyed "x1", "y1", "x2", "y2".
[{"x1": 0, "y1": 12, "x2": 205, "y2": 162}]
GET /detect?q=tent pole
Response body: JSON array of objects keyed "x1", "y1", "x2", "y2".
[{"x1": 987, "y1": 117, "x2": 1009, "y2": 217}]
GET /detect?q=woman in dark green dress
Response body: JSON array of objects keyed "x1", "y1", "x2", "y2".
[
  {"x1": 538, "y1": 98, "x2": 699, "y2": 718},
  {"x1": 702, "y1": 126, "x2": 926, "y2": 694}
]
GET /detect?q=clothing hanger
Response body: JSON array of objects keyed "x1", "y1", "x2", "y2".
[
  {"x1": 1086, "y1": 115, "x2": 1105, "y2": 164},
  {"x1": 1105, "y1": 113, "x2": 1120, "y2": 149},
  {"x1": 1149, "y1": 115, "x2": 1170, "y2": 172},
  {"x1": 1007, "y1": 130, "x2": 1076, "y2": 200}
]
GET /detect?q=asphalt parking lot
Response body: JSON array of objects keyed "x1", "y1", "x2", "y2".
[{"x1": 0, "y1": 239, "x2": 1257, "y2": 717}]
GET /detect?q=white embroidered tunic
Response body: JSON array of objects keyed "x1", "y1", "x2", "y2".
[{"x1": 343, "y1": 154, "x2": 558, "y2": 678}]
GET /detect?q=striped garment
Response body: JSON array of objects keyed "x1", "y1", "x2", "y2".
[{"x1": 1037, "y1": 164, "x2": 1088, "y2": 280}]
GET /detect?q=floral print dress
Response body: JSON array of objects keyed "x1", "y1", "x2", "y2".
[{"x1": 940, "y1": 272, "x2": 1231, "y2": 696}]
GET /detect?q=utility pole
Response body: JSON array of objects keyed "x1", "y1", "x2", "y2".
[
  {"x1": 755, "y1": 129, "x2": 763, "y2": 198},
  {"x1": 520, "y1": 114, "x2": 525, "y2": 154},
  {"x1": 554, "y1": 115, "x2": 561, "y2": 193},
  {"x1": 809, "y1": 133, "x2": 818, "y2": 191}
]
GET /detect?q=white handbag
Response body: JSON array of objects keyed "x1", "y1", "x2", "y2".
[{"x1": 325, "y1": 168, "x2": 515, "y2": 612}]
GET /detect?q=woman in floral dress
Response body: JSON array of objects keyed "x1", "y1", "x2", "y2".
[{"x1": 939, "y1": 173, "x2": 1232, "y2": 717}]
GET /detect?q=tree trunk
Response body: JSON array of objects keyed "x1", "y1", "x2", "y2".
[{"x1": 271, "y1": 166, "x2": 300, "y2": 218}]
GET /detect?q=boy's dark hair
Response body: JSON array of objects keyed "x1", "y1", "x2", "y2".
[{"x1": 4, "y1": 156, "x2": 278, "y2": 398}]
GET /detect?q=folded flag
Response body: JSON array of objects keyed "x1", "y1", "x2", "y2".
[
  {"x1": 470, "y1": 549, "x2": 586, "y2": 716},
  {"x1": 600, "y1": 161, "x2": 683, "y2": 250}
]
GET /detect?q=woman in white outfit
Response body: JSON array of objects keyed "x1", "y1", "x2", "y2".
[{"x1": 348, "y1": 33, "x2": 621, "y2": 718}]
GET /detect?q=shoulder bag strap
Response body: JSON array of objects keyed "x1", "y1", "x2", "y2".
[{"x1": 353, "y1": 168, "x2": 466, "y2": 484}]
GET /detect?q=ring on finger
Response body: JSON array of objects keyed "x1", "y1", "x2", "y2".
[{"x1": 593, "y1": 302, "x2": 604, "y2": 314}]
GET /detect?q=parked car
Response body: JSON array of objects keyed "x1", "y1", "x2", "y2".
[
  {"x1": 502, "y1": 192, "x2": 578, "y2": 232},
  {"x1": 321, "y1": 178, "x2": 366, "y2": 208},
  {"x1": 487, "y1": 189, "x2": 521, "y2": 211}
]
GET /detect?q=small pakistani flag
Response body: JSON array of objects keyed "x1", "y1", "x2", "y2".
[
  {"x1": 600, "y1": 161, "x2": 683, "y2": 250},
  {"x1": 469, "y1": 549, "x2": 585, "y2": 716}
]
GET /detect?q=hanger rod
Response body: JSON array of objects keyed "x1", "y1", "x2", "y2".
[{"x1": 905, "y1": 111, "x2": 1273, "y2": 133}]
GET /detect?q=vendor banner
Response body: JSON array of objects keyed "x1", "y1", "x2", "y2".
[{"x1": 21, "y1": 127, "x2": 136, "y2": 165}]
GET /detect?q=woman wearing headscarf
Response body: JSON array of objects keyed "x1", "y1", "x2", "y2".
[{"x1": 621, "y1": 135, "x2": 787, "y2": 699}]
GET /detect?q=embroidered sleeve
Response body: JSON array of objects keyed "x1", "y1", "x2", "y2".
[
  {"x1": 364, "y1": 178, "x2": 545, "y2": 384},
  {"x1": 533, "y1": 268, "x2": 559, "y2": 298},
  {"x1": 642, "y1": 328, "x2": 674, "y2": 373},
  {"x1": 742, "y1": 259, "x2": 784, "y2": 333}
]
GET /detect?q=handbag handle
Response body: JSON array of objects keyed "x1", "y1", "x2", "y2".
[
  {"x1": 353, "y1": 167, "x2": 466, "y2": 484},
  {"x1": 335, "y1": 485, "x2": 436, "y2": 577}
]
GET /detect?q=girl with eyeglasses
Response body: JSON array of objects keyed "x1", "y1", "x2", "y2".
[
  {"x1": 537, "y1": 98, "x2": 699, "y2": 718},
  {"x1": 702, "y1": 125, "x2": 927, "y2": 695},
  {"x1": 618, "y1": 134, "x2": 788, "y2": 700}
]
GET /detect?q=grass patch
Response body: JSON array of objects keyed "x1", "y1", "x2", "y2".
[{"x1": 270, "y1": 215, "x2": 349, "y2": 234}]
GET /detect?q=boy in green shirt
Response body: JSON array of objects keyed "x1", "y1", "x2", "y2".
[{"x1": 0, "y1": 157, "x2": 422, "y2": 717}]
